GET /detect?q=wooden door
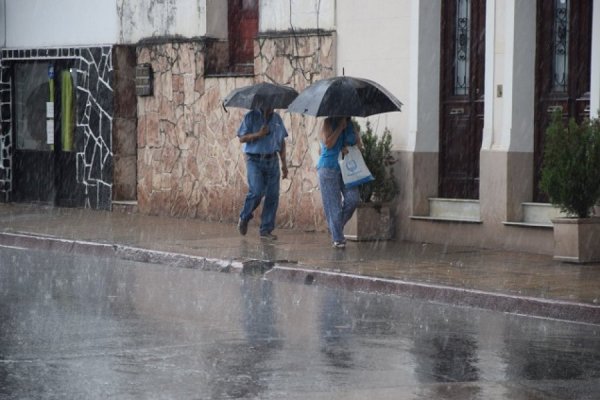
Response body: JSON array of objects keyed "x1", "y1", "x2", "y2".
[
  {"x1": 534, "y1": 0, "x2": 592, "y2": 202},
  {"x1": 228, "y1": 0, "x2": 258, "y2": 72},
  {"x1": 439, "y1": 0, "x2": 486, "y2": 199}
]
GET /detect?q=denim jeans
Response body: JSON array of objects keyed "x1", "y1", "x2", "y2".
[
  {"x1": 240, "y1": 156, "x2": 280, "y2": 235},
  {"x1": 318, "y1": 167, "x2": 360, "y2": 243}
]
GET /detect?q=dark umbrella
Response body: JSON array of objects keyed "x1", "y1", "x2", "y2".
[
  {"x1": 287, "y1": 76, "x2": 403, "y2": 117},
  {"x1": 223, "y1": 82, "x2": 299, "y2": 110}
]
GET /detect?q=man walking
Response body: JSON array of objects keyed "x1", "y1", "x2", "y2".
[{"x1": 237, "y1": 108, "x2": 288, "y2": 240}]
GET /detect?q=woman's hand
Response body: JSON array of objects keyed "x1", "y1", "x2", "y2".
[{"x1": 321, "y1": 116, "x2": 349, "y2": 149}]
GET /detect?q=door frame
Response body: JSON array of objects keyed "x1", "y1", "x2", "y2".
[{"x1": 10, "y1": 59, "x2": 83, "y2": 206}]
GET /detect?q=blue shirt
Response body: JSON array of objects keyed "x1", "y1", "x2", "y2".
[
  {"x1": 316, "y1": 119, "x2": 357, "y2": 170},
  {"x1": 237, "y1": 110, "x2": 288, "y2": 154}
]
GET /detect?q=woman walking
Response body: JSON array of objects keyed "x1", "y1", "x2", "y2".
[{"x1": 316, "y1": 117, "x2": 362, "y2": 248}]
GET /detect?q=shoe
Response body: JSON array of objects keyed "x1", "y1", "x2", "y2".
[
  {"x1": 238, "y1": 218, "x2": 248, "y2": 235},
  {"x1": 260, "y1": 232, "x2": 278, "y2": 240},
  {"x1": 332, "y1": 241, "x2": 346, "y2": 249}
]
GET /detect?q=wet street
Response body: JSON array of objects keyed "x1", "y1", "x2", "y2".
[{"x1": 1, "y1": 247, "x2": 599, "y2": 399}]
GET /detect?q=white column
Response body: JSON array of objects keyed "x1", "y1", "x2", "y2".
[
  {"x1": 501, "y1": 0, "x2": 536, "y2": 152},
  {"x1": 481, "y1": 0, "x2": 496, "y2": 150},
  {"x1": 407, "y1": 0, "x2": 441, "y2": 152},
  {"x1": 591, "y1": 0, "x2": 600, "y2": 118}
]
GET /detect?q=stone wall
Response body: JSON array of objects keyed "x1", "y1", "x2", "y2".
[
  {"x1": 75, "y1": 47, "x2": 115, "y2": 210},
  {"x1": 136, "y1": 32, "x2": 336, "y2": 231}
]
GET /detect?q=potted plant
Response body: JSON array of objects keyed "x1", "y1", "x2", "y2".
[
  {"x1": 539, "y1": 111, "x2": 600, "y2": 263},
  {"x1": 344, "y1": 121, "x2": 398, "y2": 241}
]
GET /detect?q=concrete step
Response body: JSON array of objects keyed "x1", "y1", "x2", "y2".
[
  {"x1": 522, "y1": 202, "x2": 565, "y2": 226},
  {"x1": 428, "y1": 198, "x2": 481, "y2": 222},
  {"x1": 112, "y1": 200, "x2": 138, "y2": 214}
]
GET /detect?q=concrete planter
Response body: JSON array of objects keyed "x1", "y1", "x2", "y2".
[
  {"x1": 344, "y1": 203, "x2": 393, "y2": 241},
  {"x1": 552, "y1": 217, "x2": 600, "y2": 263}
]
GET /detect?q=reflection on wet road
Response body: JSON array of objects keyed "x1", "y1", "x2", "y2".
[{"x1": 1, "y1": 247, "x2": 599, "y2": 399}]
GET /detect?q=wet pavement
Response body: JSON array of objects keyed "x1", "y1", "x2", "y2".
[
  {"x1": 1, "y1": 247, "x2": 600, "y2": 399},
  {"x1": 0, "y1": 203, "x2": 599, "y2": 324}
]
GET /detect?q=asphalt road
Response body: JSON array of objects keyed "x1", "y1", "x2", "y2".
[{"x1": 1, "y1": 247, "x2": 599, "y2": 399}]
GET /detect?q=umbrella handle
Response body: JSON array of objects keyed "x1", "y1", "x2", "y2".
[{"x1": 222, "y1": 102, "x2": 228, "y2": 113}]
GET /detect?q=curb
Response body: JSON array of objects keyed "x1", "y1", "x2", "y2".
[
  {"x1": 0, "y1": 232, "x2": 244, "y2": 273},
  {"x1": 2, "y1": 231, "x2": 599, "y2": 325},
  {"x1": 265, "y1": 266, "x2": 600, "y2": 325}
]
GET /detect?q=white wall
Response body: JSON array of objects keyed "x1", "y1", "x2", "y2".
[
  {"x1": 336, "y1": 0, "x2": 410, "y2": 148},
  {"x1": 117, "y1": 0, "x2": 211, "y2": 43},
  {"x1": 4, "y1": 0, "x2": 118, "y2": 47},
  {"x1": 260, "y1": 0, "x2": 335, "y2": 32},
  {"x1": 407, "y1": 0, "x2": 440, "y2": 152},
  {"x1": 1, "y1": 0, "x2": 6, "y2": 47},
  {"x1": 2, "y1": 0, "x2": 221, "y2": 48},
  {"x1": 479, "y1": 0, "x2": 538, "y2": 153}
]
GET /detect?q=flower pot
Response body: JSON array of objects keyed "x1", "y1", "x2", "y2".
[
  {"x1": 344, "y1": 203, "x2": 393, "y2": 241},
  {"x1": 552, "y1": 217, "x2": 600, "y2": 263}
]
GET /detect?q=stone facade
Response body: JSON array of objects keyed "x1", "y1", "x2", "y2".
[
  {"x1": 0, "y1": 46, "x2": 115, "y2": 210},
  {"x1": 136, "y1": 32, "x2": 336, "y2": 231}
]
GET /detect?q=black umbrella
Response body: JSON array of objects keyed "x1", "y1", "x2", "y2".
[
  {"x1": 287, "y1": 76, "x2": 403, "y2": 117},
  {"x1": 223, "y1": 82, "x2": 299, "y2": 110}
]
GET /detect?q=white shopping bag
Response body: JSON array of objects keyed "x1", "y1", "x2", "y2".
[{"x1": 338, "y1": 146, "x2": 375, "y2": 188}]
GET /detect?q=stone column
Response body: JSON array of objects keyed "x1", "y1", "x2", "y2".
[{"x1": 113, "y1": 45, "x2": 137, "y2": 201}]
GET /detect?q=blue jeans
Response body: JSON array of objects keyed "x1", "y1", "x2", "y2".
[
  {"x1": 240, "y1": 155, "x2": 280, "y2": 235},
  {"x1": 318, "y1": 167, "x2": 360, "y2": 243}
]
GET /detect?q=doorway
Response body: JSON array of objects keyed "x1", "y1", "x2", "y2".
[
  {"x1": 534, "y1": 0, "x2": 592, "y2": 202},
  {"x1": 439, "y1": 0, "x2": 486, "y2": 199},
  {"x1": 12, "y1": 60, "x2": 83, "y2": 206},
  {"x1": 228, "y1": 0, "x2": 258, "y2": 73}
]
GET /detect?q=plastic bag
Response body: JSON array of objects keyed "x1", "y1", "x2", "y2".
[{"x1": 338, "y1": 146, "x2": 375, "y2": 188}]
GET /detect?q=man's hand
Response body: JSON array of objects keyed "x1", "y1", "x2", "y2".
[
  {"x1": 238, "y1": 124, "x2": 270, "y2": 144},
  {"x1": 258, "y1": 125, "x2": 269, "y2": 137}
]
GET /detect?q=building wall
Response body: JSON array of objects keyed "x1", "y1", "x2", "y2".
[
  {"x1": 3, "y1": 0, "x2": 599, "y2": 255},
  {"x1": 4, "y1": 0, "x2": 119, "y2": 47},
  {"x1": 336, "y1": 0, "x2": 410, "y2": 148},
  {"x1": 117, "y1": 0, "x2": 217, "y2": 43},
  {"x1": 260, "y1": 0, "x2": 335, "y2": 32},
  {"x1": 2, "y1": 0, "x2": 220, "y2": 48}
]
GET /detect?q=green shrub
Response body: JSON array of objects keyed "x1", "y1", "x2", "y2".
[
  {"x1": 354, "y1": 121, "x2": 398, "y2": 203},
  {"x1": 539, "y1": 111, "x2": 600, "y2": 218}
]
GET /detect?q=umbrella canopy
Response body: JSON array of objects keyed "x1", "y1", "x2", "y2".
[
  {"x1": 223, "y1": 82, "x2": 299, "y2": 110},
  {"x1": 287, "y1": 76, "x2": 403, "y2": 117}
]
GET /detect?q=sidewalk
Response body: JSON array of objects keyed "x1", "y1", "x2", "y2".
[{"x1": 1, "y1": 202, "x2": 599, "y2": 324}]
